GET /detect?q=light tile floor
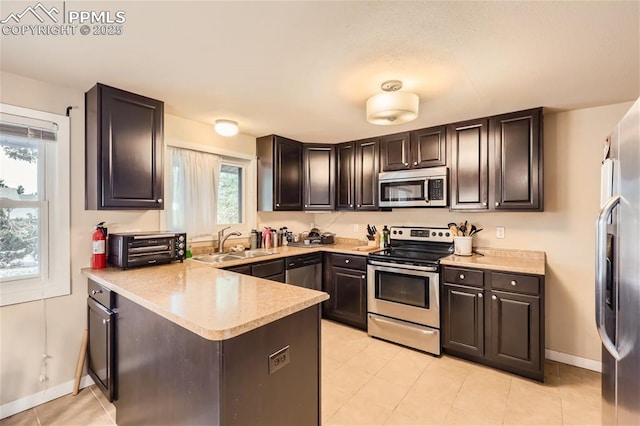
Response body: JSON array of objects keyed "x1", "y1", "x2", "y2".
[{"x1": 1, "y1": 320, "x2": 602, "y2": 425}]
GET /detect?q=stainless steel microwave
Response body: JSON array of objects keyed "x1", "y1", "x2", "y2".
[{"x1": 378, "y1": 167, "x2": 448, "y2": 208}]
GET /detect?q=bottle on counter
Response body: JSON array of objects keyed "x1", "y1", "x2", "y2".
[
  {"x1": 271, "y1": 229, "x2": 278, "y2": 247},
  {"x1": 382, "y1": 225, "x2": 390, "y2": 248},
  {"x1": 250, "y1": 230, "x2": 258, "y2": 250},
  {"x1": 263, "y1": 227, "x2": 272, "y2": 249},
  {"x1": 256, "y1": 230, "x2": 262, "y2": 248}
]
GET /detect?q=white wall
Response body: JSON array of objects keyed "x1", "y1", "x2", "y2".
[{"x1": 313, "y1": 102, "x2": 633, "y2": 362}]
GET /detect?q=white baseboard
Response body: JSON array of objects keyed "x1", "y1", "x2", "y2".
[
  {"x1": 0, "y1": 375, "x2": 95, "y2": 420},
  {"x1": 545, "y1": 349, "x2": 602, "y2": 373}
]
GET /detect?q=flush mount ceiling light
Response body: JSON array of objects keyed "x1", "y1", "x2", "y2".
[
  {"x1": 366, "y1": 80, "x2": 419, "y2": 125},
  {"x1": 214, "y1": 119, "x2": 239, "y2": 137}
]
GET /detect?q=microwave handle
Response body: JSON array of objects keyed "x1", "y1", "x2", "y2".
[{"x1": 424, "y1": 179, "x2": 430, "y2": 203}]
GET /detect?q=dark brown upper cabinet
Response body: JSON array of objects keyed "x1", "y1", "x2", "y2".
[
  {"x1": 380, "y1": 132, "x2": 411, "y2": 171},
  {"x1": 303, "y1": 144, "x2": 335, "y2": 211},
  {"x1": 449, "y1": 108, "x2": 543, "y2": 212},
  {"x1": 257, "y1": 135, "x2": 303, "y2": 211},
  {"x1": 448, "y1": 118, "x2": 489, "y2": 210},
  {"x1": 85, "y1": 83, "x2": 164, "y2": 210},
  {"x1": 336, "y1": 138, "x2": 379, "y2": 211},
  {"x1": 411, "y1": 125, "x2": 447, "y2": 168},
  {"x1": 491, "y1": 108, "x2": 543, "y2": 211},
  {"x1": 380, "y1": 126, "x2": 447, "y2": 172}
]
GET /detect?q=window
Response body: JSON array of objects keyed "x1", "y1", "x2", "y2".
[
  {"x1": 166, "y1": 146, "x2": 255, "y2": 240},
  {"x1": 0, "y1": 104, "x2": 70, "y2": 306}
]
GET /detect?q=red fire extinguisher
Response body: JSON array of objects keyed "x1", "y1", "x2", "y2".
[{"x1": 92, "y1": 222, "x2": 107, "y2": 269}]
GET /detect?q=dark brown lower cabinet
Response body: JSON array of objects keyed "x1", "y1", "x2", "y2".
[
  {"x1": 442, "y1": 266, "x2": 544, "y2": 381},
  {"x1": 323, "y1": 254, "x2": 367, "y2": 330},
  {"x1": 488, "y1": 290, "x2": 541, "y2": 374},
  {"x1": 442, "y1": 284, "x2": 484, "y2": 358},
  {"x1": 223, "y1": 258, "x2": 285, "y2": 282}
]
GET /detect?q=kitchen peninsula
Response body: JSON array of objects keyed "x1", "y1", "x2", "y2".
[{"x1": 83, "y1": 261, "x2": 328, "y2": 426}]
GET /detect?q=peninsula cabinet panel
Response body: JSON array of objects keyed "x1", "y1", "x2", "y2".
[
  {"x1": 257, "y1": 135, "x2": 303, "y2": 211},
  {"x1": 488, "y1": 291, "x2": 541, "y2": 376},
  {"x1": 336, "y1": 138, "x2": 379, "y2": 211},
  {"x1": 303, "y1": 144, "x2": 335, "y2": 211},
  {"x1": 380, "y1": 132, "x2": 411, "y2": 171},
  {"x1": 85, "y1": 83, "x2": 164, "y2": 210},
  {"x1": 491, "y1": 108, "x2": 543, "y2": 211},
  {"x1": 442, "y1": 284, "x2": 484, "y2": 358},
  {"x1": 448, "y1": 119, "x2": 489, "y2": 210},
  {"x1": 411, "y1": 125, "x2": 447, "y2": 168}
]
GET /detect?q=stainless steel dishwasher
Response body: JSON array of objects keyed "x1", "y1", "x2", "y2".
[{"x1": 285, "y1": 252, "x2": 322, "y2": 290}]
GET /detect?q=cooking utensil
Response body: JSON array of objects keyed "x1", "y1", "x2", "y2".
[
  {"x1": 449, "y1": 225, "x2": 459, "y2": 236},
  {"x1": 470, "y1": 228, "x2": 483, "y2": 236},
  {"x1": 372, "y1": 225, "x2": 377, "y2": 234},
  {"x1": 469, "y1": 224, "x2": 477, "y2": 236}
]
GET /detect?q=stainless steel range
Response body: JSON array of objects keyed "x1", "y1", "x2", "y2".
[{"x1": 367, "y1": 226, "x2": 454, "y2": 356}]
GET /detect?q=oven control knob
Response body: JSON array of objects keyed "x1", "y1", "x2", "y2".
[
  {"x1": 178, "y1": 243, "x2": 185, "y2": 248},
  {"x1": 459, "y1": 274, "x2": 465, "y2": 280},
  {"x1": 178, "y1": 250, "x2": 184, "y2": 256},
  {"x1": 398, "y1": 230, "x2": 403, "y2": 235},
  {"x1": 179, "y1": 235, "x2": 185, "y2": 241},
  {"x1": 432, "y1": 232, "x2": 436, "y2": 236},
  {"x1": 438, "y1": 232, "x2": 443, "y2": 236},
  {"x1": 393, "y1": 230, "x2": 397, "y2": 234},
  {"x1": 445, "y1": 232, "x2": 450, "y2": 237}
]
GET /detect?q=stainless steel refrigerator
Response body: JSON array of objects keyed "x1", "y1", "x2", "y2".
[{"x1": 597, "y1": 98, "x2": 640, "y2": 425}]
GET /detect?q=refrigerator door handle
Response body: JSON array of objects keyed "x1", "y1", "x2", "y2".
[{"x1": 596, "y1": 194, "x2": 621, "y2": 361}]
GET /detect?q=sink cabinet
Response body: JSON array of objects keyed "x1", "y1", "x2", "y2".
[
  {"x1": 85, "y1": 83, "x2": 164, "y2": 210},
  {"x1": 224, "y1": 258, "x2": 285, "y2": 283},
  {"x1": 441, "y1": 266, "x2": 545, "y2": 381},
  {"x1": 322, "y1": 253, "x2": 368, "y2": 330}
]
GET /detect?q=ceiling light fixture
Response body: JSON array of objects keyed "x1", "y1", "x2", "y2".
[
  {"x1": 214, "y1": 119, "x2": 239, "y2": 137},
  {"x1": 366, "y1": 80, "x2": 419, "y2": 125}
]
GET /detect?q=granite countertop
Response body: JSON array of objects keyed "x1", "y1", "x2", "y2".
[
  {"x1": 440, "y1": 247, "x2": 546, "y2": 275},
  {"x1": 81, "y1": 241, "x2": 373, "y2": 342}
]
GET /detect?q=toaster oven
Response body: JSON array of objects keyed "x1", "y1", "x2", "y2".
[{"x1": 108, "y1": 232, "x2": 186, "y2": 270}]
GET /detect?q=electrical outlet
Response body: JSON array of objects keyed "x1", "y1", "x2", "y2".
[
  {"x1": 496, "y1": 226, "x2": 505, "y2": 239},
  {"x1": 353, "y1": 224, "x2": 359, "y2": 233}
]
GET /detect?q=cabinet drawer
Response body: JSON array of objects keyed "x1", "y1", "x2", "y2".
[
  {"x1": 490, "y1": 272, "x2": 540, "y2": 295},
  {"x1": 443, "y1": 267, "x2": 484, "y2": 287},
  {"x1": 88, "y1": 279, "x2": 115, "y2": 309},
  {"x1": 251, "y1": 259, "x2": 285, "y2": 278},
  {"x1": 224, "y1": 264, "x2": 252, "y2": 275},
  {"x1": 330, "y1": 254, "x2": 367, "y2": 271}
]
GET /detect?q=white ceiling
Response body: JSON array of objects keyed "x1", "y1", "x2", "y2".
[{"x1": 1, "y1": 1, "x2": 638, "y2": 143}]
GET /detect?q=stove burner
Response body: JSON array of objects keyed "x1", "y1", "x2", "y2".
[{"x1": 368, "y1": 226, "x2": 454, "y2": 267}]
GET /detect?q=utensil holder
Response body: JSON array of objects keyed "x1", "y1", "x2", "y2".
[{"x1": 454, "y1": 236, "x2": 473, "y2": 256}]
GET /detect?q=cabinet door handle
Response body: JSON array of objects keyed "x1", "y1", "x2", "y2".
[
  {"x1": 157, "y1": 198, "x2": 163, "y2": 203},
  {"x1": 357, "y1": 204, "x2": 361, "y2": 208},
  {"x1": 345, "y1": 259, "x2": 350, "y2": 264},
  {"x1": 510, "y1": 280, "x2": 517, "y2": 286},
  {"x1": 413, "y1": 161, "x2": 418, "y2": 166},
  {"x1": 459, "y1": 274, "x2": 465, "y2": 280},
  {"x1": 276, "y1": 203, "x2": 280, "y2": 207},
  {"x1": 350, "y1": 204, "x2": 353, "y2": 208},
  {"x1": 361, "y1": 275, "x2": 365, "y2": 279},
  {"x1": 495, "y1": 202, "x2": 500, "y2": 207},
  {"x1": 102, "y1": 318, "x2": 110, "y2": 325},
  {"x1": 304, "y1": 204, "x2": 308, "y2": 207},
  {"x1": 492, "y1": 295, "x2": 497, "y2": 300},
  {"x1": 478, "y1": 293, "x2": 483, "y2": 298},
  {"x1": 482, "y1": 201, "x2": 487, "y2": 206},
  {"x1": 404, "y1": 162, "x2": 409, "y2": 166},
  {"x1": 91, "y1": 289, "x2": 102, "y2": 295}
]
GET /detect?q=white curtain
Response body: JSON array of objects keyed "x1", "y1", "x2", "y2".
[{"x1": 168, "y1": 147, "x2": 221, "y2": 238}]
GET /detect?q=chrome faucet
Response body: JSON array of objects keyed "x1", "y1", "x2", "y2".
[{"x1": 218, "y1": 226, "x2": 241, "y2": 253}]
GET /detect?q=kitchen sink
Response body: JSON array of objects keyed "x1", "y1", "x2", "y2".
[{"x1": 191, "y1": 250, "x2": 274, "y2": 264}]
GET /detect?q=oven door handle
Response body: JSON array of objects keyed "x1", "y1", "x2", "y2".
[
  {"x1": 368, "y1": 260, "x2": 438, "y2": 273},
  {"x1": 369, "y1": 315, "x2": 437, "y2": 335}
]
